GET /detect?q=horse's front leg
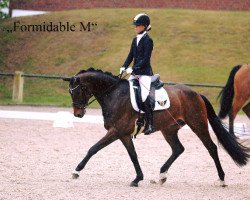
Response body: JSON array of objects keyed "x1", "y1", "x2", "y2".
[
  {"x1": 72, "y1": 128, "x2": 118, "y2": 179},
  {"x1": 120, "y1": 136, "x2": 144, "y2": 187}
]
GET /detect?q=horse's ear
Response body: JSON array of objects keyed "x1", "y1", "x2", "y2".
[{"x1": 62, "y1": 77, "x2": 71, "y2": 82}]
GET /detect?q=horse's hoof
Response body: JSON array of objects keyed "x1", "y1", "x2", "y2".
[
  {"x1": 72, "y1": 173, "x2": 79, "y2": 179},
  {"x1": 150, "y1": 179, "x2": 157, "y2": 184},
  {"x1": 159, "y1": 172, "x2": 167, "y2": 185},
  {"x1": 215, "y1": 179, "x2": 227, "y2": 187},
  {"x1": 219, "y1": 180, "x2": 227, "y2": 187},
  {"x1": 159, "y1": 178, "x2": 167, "y2": 185},
  {"x1": 149, "y1": 178, "x2": 166, "y2": 185},
  {"x1": 130, "y1": 181, "x2": 138, "y2": 187}
]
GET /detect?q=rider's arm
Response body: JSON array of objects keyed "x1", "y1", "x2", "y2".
[{"x1": 122, "y1": 39, "x2": 134, "y2": 69}]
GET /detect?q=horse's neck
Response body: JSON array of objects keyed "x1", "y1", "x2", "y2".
[
  {"x1": 86, "y1": 73, "x2": 128, "y2": 121},
  {"x1": 85, "y1": 72, "x2": 119, "y2": 100},
  {"x1": 93, "y1": 78, "x2": 128, "y2": 121}
]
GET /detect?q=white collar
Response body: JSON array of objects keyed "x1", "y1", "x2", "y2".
[{"x1": 136, "y1": 31, "x2": 147, "y2": 45}]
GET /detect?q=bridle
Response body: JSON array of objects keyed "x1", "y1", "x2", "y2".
[
  {"x1": 69, "y1": 83, "x2": 93, "y2": 109},
  {"x1": 69, "y1": 72, "x2": 128, "y2": 110}
]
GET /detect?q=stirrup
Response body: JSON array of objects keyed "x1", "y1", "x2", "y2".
[{"x1": 144, "y1": 125, "x2": 155, "y2": 135}]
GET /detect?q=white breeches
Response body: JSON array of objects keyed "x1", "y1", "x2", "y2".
[{"x1": 129, "y1": 75, "x2": 151, "y2": 102}]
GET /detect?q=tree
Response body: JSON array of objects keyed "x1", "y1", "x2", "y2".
[{"x1": 0, "y1": 0, "x2": 10, "y2": 19}]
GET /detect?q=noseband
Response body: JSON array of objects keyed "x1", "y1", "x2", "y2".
[{"x1": 69, "y1": 84, "x2": 92, "y2": 109}]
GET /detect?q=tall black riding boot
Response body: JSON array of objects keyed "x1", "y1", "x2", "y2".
[{"x1": 144, "y1": 97, "x2": 155, "y2": 135}]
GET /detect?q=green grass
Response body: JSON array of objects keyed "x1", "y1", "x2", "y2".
[{"x1": 0, "y1": 9, "x2": 249, "y2": 109}]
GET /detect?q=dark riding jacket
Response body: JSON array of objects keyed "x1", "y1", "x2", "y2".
[{"x1": 123, "y1": 33, "x2": 154, "y2": 76}]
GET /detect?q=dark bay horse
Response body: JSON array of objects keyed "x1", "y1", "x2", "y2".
[
  {"x1": 63, "y1": 68, "x2": 249, "y2": 187},
  {"x1": 218, "y1": 64, "x2": 250, "y2": 135}
]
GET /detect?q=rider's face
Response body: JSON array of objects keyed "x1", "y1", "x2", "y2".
[{"x1": 134, "y1": 25, "x2": 145, "y2": 34}]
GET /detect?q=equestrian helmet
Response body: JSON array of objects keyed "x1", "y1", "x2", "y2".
[{"x1": 133, "y1": 13, "x2": 150, "y2": 28}]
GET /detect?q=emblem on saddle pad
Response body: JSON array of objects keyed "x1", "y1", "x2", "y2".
[{"x1": 157, "y1": 100, "x2": 167, "y2": 107}]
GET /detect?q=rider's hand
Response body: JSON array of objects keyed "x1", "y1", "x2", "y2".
[
  {"x1": 126, "y1": 67, "x2": 133, "y2": 74},
  {"x1": 120, "y1": 67, "x2": 126, "y2": 74}
]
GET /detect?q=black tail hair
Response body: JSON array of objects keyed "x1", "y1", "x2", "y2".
[
  {"x1": 201, "y1": 94, "x2": 249, "y2": 166},
  {"x1": 218, "y1": 65, "x2": 242, "y2": 119}
]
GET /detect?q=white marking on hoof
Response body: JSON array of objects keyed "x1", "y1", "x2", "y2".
[
  {"x1": 149, "y1": 172, "x2": 168, "y2": 185},
  {"x1": 72, "y1": 170, "x2": 80, "y2": 179},
  {"x1": 72, "y1": 170, "x2": 80, "y2": 175},
  {"x1": 159, "y1": 172, "x2": 167, "y2": 180},
  {"x1": 215, "y1": 179, "x2": 227, "y2": 187},
  {"x1": 219, "y1": 180, "x2": 227, "y2": 187},
  {"x1": 159, "y1": 172, "x2": 168, "y2": 185}
]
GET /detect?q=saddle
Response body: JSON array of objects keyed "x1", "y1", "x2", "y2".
[
  {"x1": 130, "y1": 74, "x2": 169, "y2": 112},
  {"x1": 151, "y1": 74, "x2": 165, "y2": 89}
]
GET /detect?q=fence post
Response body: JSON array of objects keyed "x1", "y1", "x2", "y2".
[{"x1": 12, "y1": 71, "x2": 24, "y2": 103}]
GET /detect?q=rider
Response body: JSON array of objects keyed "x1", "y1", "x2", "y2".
[{"x1": 120, "y1": 13, "x2": 155, "y2": 135}]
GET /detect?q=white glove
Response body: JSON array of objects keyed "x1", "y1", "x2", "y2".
[
  {"x1": 126, "y1": 67, "x2": 133, "y2": 74},
  {"x1": 120, "y1": 67, "x2": 125, "y2": 74}
]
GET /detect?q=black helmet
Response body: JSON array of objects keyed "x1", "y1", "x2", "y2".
[{"x1": 133, "y1": 13, "x2": 151, "y2": 31}]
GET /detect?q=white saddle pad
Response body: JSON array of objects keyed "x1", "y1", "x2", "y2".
[{"x1": 129, "y1": 80, "x2": 170, "y2": 112}]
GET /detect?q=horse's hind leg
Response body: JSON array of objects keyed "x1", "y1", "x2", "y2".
[
  {"x1": 159, "y1": 129, "x2": 184, "y2": 185},
  {"x1": 242, "y1": 102, "x2": 250, "y2": 119},
  {"x1": 72, "y1": 129, "x2": 118, "y2": 179},
  {"x1": 185, "y1": 116, "x2": 226, "y2": 186}
]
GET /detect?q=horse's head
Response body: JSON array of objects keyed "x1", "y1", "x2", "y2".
[
  {"x1": 63, "y1": 68, "x2": 120, "y2": 117},
  {"x1": 63, "y1": 76, "x2": 92, "y2": 118}
]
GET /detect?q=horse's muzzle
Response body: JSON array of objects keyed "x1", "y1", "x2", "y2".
[{"x1": 73, "y1": 107, "x2": 86, "y2": 118}]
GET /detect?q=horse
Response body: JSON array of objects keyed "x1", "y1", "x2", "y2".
[
  {"x1": 218, "y1": 64, "x2": 250, "y2": 136},
  {"x1": 63, "y1": 68, "x2": 249, "y2": 187}
]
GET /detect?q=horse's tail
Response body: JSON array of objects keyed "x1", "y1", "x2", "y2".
[
  {"x1": 218, "y1": 65, "x2": 242, "y2": 119},
  {"x1": 201, "y1": 94, "x2": 249, "y2": 166}
]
